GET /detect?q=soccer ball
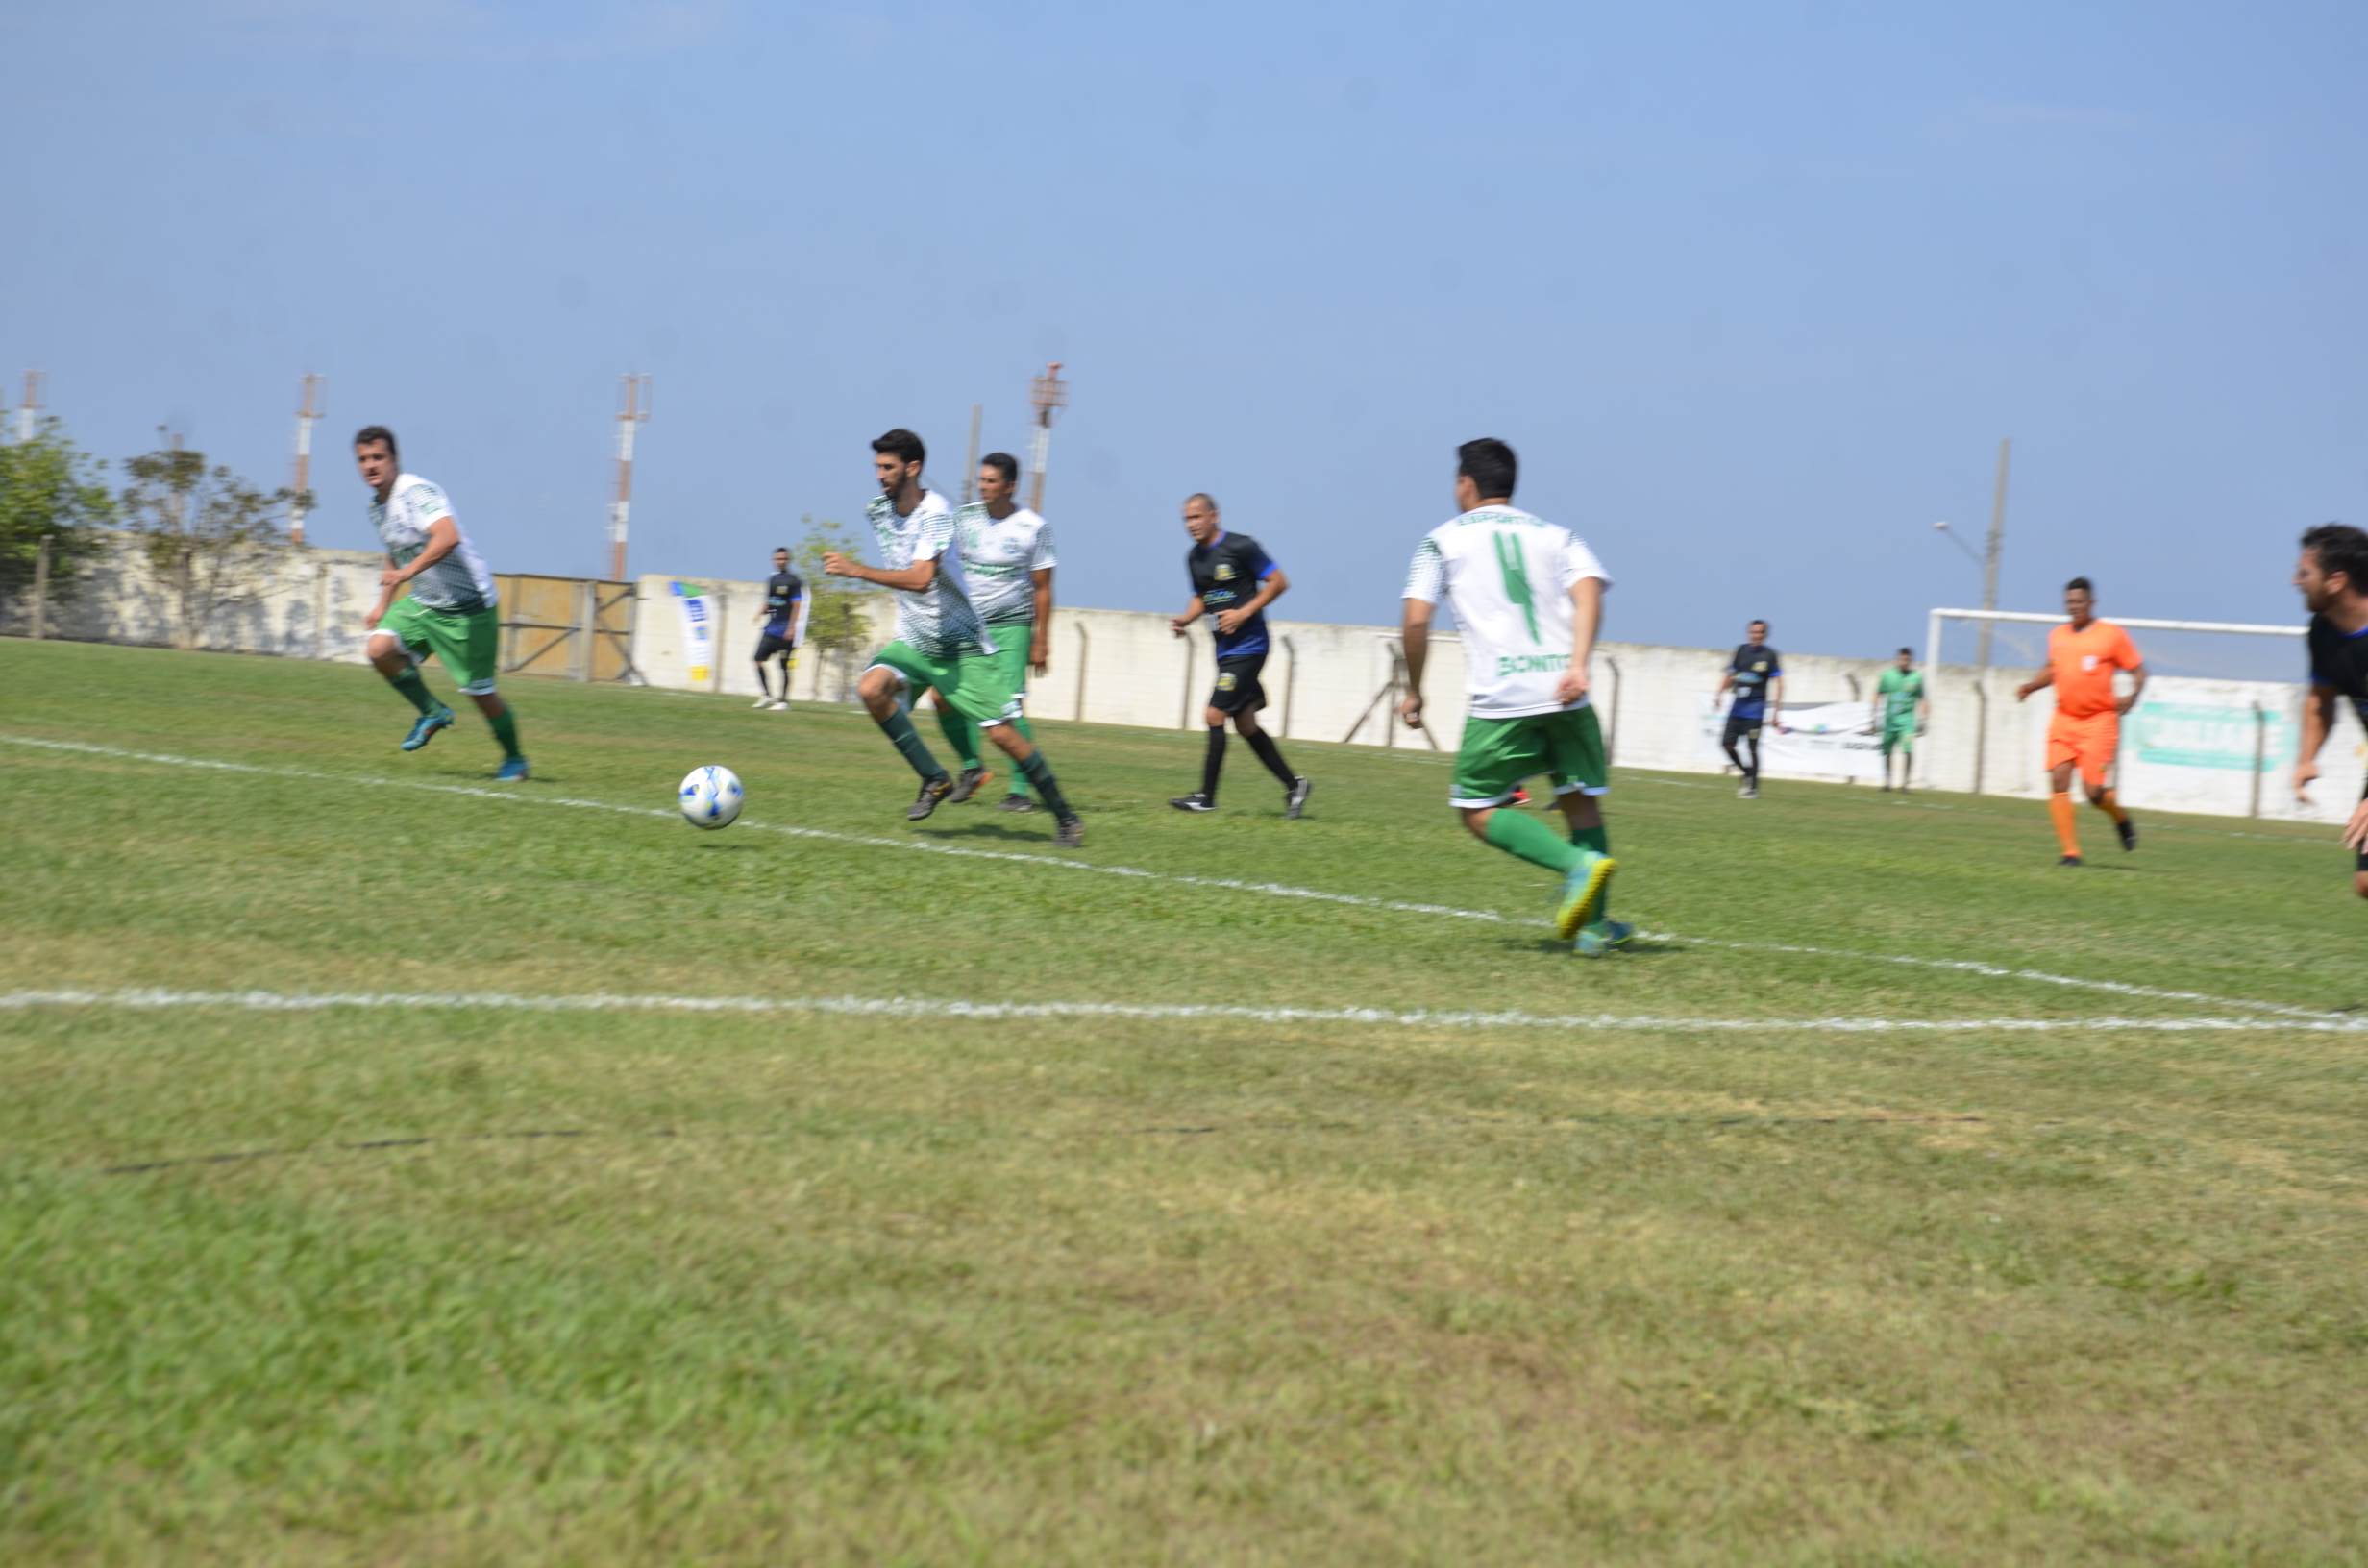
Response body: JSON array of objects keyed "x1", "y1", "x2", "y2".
[{"x1": 678, "y1": 765, "x2": 744, "y2": 830}]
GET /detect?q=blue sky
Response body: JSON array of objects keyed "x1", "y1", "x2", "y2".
[{"x1": 7, "y1": 1, "x2": 2361, "y2": 674}]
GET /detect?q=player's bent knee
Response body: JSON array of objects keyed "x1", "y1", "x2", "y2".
[{"x1": 2354, "y1": 870, "x2": 2368, "y2": 900}]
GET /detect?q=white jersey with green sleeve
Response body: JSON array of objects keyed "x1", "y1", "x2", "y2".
[
  {"x1": 369, "y1": 473, "x2": 497, "y2": 615},
  {"x1": 1403, "y1": 504, "x2": 1612, "y2": 719},
  {"x1": 954, "y1": 502, "x2": 1056, "y2": 627},
  {"x1": 867, "y1": 489, "x2": 995, "y2": 659},
  {"x1": 1877, "y1": 667, "x2": 1924, "y2": 724}
]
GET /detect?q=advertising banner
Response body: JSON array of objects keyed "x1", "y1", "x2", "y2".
[
  {"x1": 1695, "y1": 696, "x2": 1887, "y2": 781},
  {"x1": 671, "y1": 580, "x2": 716, "y2": 686}
]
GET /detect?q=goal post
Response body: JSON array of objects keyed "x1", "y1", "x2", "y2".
[{"x1": 1919, "y1": 608, "x2": 2313, "y2": 807}]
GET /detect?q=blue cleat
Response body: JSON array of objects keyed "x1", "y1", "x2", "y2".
[
  {"x1": 402, "y1": 705, "x2": 455, "y2": 751},
  {"x1": 494, "y1": 756, "x2": 530, "y2": 782},
  {"x1": 1574, "y1": 919, "x2": 1637, "y2": 958},
  {"x1": 1553, "y1": 849, "x2": 1616, "y2": 941}
]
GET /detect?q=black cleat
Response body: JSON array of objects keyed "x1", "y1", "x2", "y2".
[
  {"x1": 997, "y1": 793, "x2": 1035, "y2": 814},
  {"x1": 948, "y1": 765, "x2": 992, "y2": 803},
  {"x1": 2058, "y1": 854, "x2": 2084, "y2": 868},
  {"x1": 906, "y1": 776, "x2": 955, "y2": 821},
  {"x1": 1169, "y1": 793, "x2": 1216, "y2": 813},
  {"x1": 1285, "y1": 776, "x2": 1313, "y2": 819},
  {"x1": 1052, "y1": 816, "x2": 1086, "y2": 848},
  {"x1": 2117, "y1": 818, "x2": 2137, "y2": 852}
]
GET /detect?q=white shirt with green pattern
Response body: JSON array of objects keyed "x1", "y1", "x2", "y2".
[
  {"x1": 369, "y1": 473, "x2": 498, "y2": 616},
  {"x1": 954, "y1": 502, "x2": 1056, "y2": 629},
  {"x1": 1404, "y1": 505, "x2": 1612, "y2": 719},
  {"x1": 867, "y1": 489, "x2": 995, "y2": 659}
]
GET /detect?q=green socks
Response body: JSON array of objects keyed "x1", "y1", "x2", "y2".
[
  {"x1": 1483, "y1": 807, "x2": 1584, "y2": 874},
  {"x1": 935, "y1": 706, "x2": 982, "y2": 771},
  {"x1": 1015, "y1": 749, "x2": 1073, "y2": 820},
  {"x1": 385, "y1": 666, "x2": 436, "y2": 716},
  {"x1": 486, "y1": 706, "x2": 524, "y2": 763},
  {"x1": 877, "y1": 709, "x2": 950, "y2": 782},
  {"x1": 1006, "y1": 715, "x2": 1037, "y2": 796},
  {"x1": 1567, "y1": 822, "x2": 1611, "y2": 916}
]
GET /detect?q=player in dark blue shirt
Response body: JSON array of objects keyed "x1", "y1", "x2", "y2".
[
  {"x1": 1168, "y1": 493, "x2": 1312, "y2": 817},
  {"x1": 751, "y1": 547, "x2": 805, "y2": 710},
  {"x1": 2291, "y1": 523, "x2": 2368, "y2": 900},
  {"x1": 1714, "y1": 620, "x2": 1785, "y2": 797}
]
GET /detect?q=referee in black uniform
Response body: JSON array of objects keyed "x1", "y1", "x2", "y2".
[
  {"x1": 750, "y1": 546, "x2": 805, "y2": 710},
  {"x1": 2292, "y1": 523, "x2": 2368, "y2": 899},
  {"x1": 1168, "y1": 493, "x2": 1312, "y2": 818}
]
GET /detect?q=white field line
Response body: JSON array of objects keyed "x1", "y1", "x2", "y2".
[
  {"x1": 2, "y1": 988, "x2": 2362, "y2": 1034},
  {"x1": 1, "y1": 733, "x2": 2347, "y2": 1024}
]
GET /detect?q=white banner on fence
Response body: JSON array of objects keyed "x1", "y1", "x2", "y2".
[
  {"x1": 671, "y1": 581, "x2": 716, "y2": 686},
  {"x1": 1696, "y1": 696, "x2": 1887, "y2": 780}
]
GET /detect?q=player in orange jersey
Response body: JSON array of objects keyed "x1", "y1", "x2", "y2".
[{"x1": 2015, "y1": 577, "x2": 2148, "y2": 867}]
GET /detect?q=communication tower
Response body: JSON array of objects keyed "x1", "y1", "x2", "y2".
[
  {"x1": 1025, "y1": 362, "x2": 1066, "y2": 515},
  {"x1": 16, "y1": 370, "x2": 44, "y2": 443},
  {"x1": 609, "y1": 374, "x2": 652, "y2": 582},
  {"x1": 288, "y1": 374, "x2": 325, "y2": 546}
]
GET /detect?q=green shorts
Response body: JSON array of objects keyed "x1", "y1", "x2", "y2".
[
  {"x1": 1880, "y1": 723, "x2": 1917, "y2": 755},
  {"x1": 984, "y1": 621, "x2": 1036, "y2": 705},
  {"x1": 378, "y1": 597, "x2": 500, "y2": 697},
  {"x1": 1451, "y1": 706, "x2": 1609, "y2": 808},
  {"x1": 868, "y1": 639, "x2": 1021, "y2": 727}
]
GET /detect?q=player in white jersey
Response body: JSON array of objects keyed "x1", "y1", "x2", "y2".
[
  {"x1": 1399, "y1": 438, "x2": 1624, "y2": 954},
  {"x1": 939, "y1": 452, "x2": 1058, "y2": 811},
  {"x1": 353, "y1": 427, "x2": 528, "y2": 780},
  {"x1": 823, "y1": 429, "x2": 1084, "y2": 845}
]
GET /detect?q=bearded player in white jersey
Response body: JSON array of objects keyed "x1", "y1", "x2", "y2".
[
  {"x1": 1399, "y1": 438, "x2": 1626, "y2": 956},
  {"x1": 823, "y1": 429, "x2": 1084, "y2": 847},
  {"x1": 354, "y1": 426, "x2": 529, "y2": 780}
]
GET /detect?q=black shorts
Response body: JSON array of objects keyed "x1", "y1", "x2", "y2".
[
  {"x1": 1721, "y1": 714, "x2": 1764, "y2": 747},
  {"x1": 754, "y1": 631, "x2": 797, "y2": 661},
  {"x1": 1209, "y1": 652, "x2": 1268, "y2": 715}
]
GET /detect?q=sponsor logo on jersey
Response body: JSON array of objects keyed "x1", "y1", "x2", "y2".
[
  {"x1": 1214, "y1": 563, "x2": 1236, "y2": 580},
  {"x1": 1495, "y1": 653, "x2": 1570, "y2": 676}
]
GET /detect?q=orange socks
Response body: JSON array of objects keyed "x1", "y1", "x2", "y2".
[
  {"x1": 2049, "y1": 792, "x2": 2081, "y2": 858},
  {"x1": 2096, "y1": 789, "x2": 2131, "y2": 826}
]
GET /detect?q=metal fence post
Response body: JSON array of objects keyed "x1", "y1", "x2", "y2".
[{"x1": 32, "y1": 534, "x2": 52, "y2": 640}]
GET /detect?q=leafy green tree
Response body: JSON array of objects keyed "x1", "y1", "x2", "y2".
[
  {"x1": 0, "y1": 419, "x2": 114, "y2": 612},
  {"x1": 793, "y1": 514, "x2": 882, "y2": 701},
  {"x1": 117, "y1": 446, "x2": 307, "y2": 650}
]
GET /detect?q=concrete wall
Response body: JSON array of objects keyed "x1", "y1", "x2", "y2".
[{"x1": 11, "y1": 538, "x2": 2357, "y2": 827}]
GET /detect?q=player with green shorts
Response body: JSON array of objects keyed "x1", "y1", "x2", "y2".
[
  {"x1": 1871, "y1": 648, "x2": 1925, "y2": 793},
  {"x1": 1400, "y1": 438, "x2": 1625, "y2": 956},
  {"x1": 355, "y1": 426, "x2": 528, "y2": 781},
  {"x1": 824, "y1": 429, "x2": 1084, "y2": 848},
  {"x1": 934, "y1": 451, "x2": 1057, "y2": 811}
]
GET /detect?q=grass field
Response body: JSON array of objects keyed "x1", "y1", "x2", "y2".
[{"x1": 5, "y1": 636, "x2": 2367, "y2": 1566}]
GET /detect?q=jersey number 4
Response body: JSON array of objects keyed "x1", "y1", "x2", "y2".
[{"x1": 1492, "y1": 532, "x2": 1539, "y2": 644}]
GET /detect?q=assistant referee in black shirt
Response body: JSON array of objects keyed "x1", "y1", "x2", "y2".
[
  {"x1": 1168, "y1": 493, "x2": 1312, "y2": 818},
  {"x1": 2292, "y1": 522, "x2": 2368, "y2": 900}
]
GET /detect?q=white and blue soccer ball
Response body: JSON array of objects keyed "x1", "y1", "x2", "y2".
[{"x1": 678, "y1": 765, "x2": 745, "y2": 830}]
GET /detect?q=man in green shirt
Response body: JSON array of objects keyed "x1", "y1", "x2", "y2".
[{"x1": 1870, "y1": 648, "x2": 1925, "y2": 793}]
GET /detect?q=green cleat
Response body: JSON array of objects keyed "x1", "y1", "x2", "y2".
[
  {"x1": 1553, "y1": 849, "x2": 1617, "y2": 941},
  {"x1": 402, "y1": 705, "x2": 455, "y2": 751},
  {"x1": 1574, "y1": 918, "x2": 1637, "y2": 958}
]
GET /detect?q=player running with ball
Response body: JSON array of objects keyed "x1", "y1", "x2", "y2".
[
  {"x1": 354, "y1": 427, "x2": 528, "y2": 780},
  {"x1": 1399, "y1": 438, "x2": 1625, "y2": 956},
  {"x1": 825, "y1": 429, "x2": 1084, "y2": 848}
]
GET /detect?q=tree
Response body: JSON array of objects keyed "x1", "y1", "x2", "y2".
[
  {"x1": 0, "y1": 419, "x2": 114, "y2": 613},
  {"x1": 793, "y1": 514, "x2": 882, "y2": 702},
  {"x1": 117, "y1": 445, "x2": 307, "y2": 650}
]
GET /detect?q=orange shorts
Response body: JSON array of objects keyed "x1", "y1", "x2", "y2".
[{"x1": 2046, "y1": 710, "x2": 2119, "y2": 789}]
